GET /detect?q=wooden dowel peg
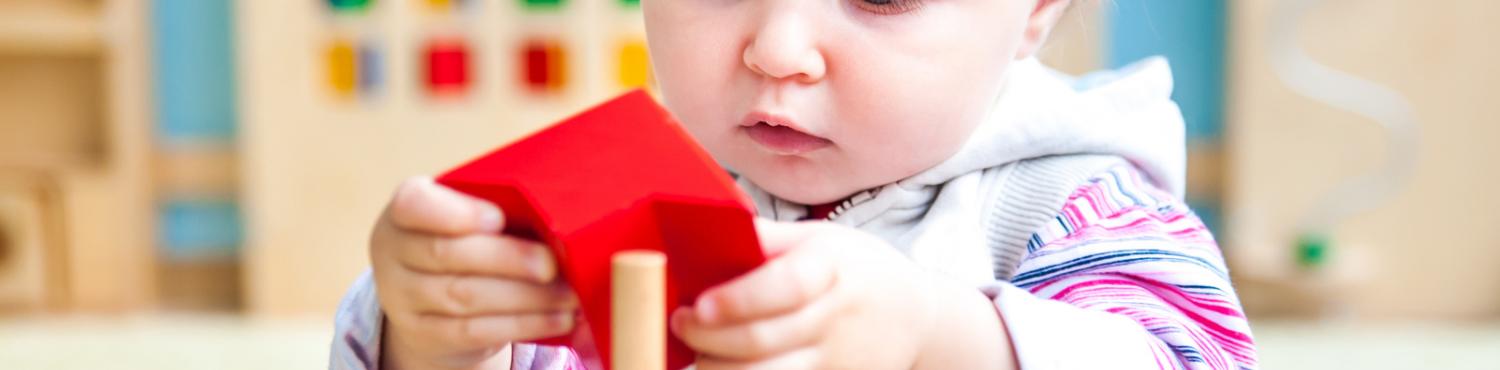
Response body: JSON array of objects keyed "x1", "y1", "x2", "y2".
[{"x1": 611, "y1": 250, "x2": 667, "y2": 370}]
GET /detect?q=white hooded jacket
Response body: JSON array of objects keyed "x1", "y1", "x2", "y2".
[{"x1": 739, "y1": 56, "x2": 1186, "y2": 285}]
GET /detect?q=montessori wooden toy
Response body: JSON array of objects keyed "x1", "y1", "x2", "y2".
[{"x1": 437, "y1": 90, "x2": 765, "y2": 370}]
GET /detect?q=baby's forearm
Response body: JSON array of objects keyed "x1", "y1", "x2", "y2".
[{"x1": 912, "y1": 283, "x2": 1018, "y2": 370}]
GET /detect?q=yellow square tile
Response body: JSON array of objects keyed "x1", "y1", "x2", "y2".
[
  {"x1": 616, "y1": 40, "x2": 650, "y2": 89},
  {"x1": 325, "y1": 39, "x2": 358, "y2": 97}
]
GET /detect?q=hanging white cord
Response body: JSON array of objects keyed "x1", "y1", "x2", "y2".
[{"x1": 1268, "y1": 0, "x2": 1420, "y2": 257}]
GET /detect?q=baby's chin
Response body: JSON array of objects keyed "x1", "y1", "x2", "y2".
[
  {"x1": 744, "y1": 171, "x2": 865, "y2": 206},
  {"x1": 720, "y1": 144, "x2": 893, "y2": 206}
]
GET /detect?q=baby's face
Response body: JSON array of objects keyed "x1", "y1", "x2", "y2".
[{"x1": 644, "y1": 0, "x2": 1063, "y2": 204}]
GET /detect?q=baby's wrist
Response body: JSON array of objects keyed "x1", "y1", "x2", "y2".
[
  {"x1": 381, "y1": 322, "x2": 509, "y2": 370},
  {"x1": 911, "y1": 279, "x2": 1017, "y2": 370},
  {"x1": 909, "y1": 275, "x2": 961, "y2": 369}
]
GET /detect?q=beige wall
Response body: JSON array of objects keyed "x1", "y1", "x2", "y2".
[{"x1": 1227, "y1": 0, "x2": 1500, "y2": 319}]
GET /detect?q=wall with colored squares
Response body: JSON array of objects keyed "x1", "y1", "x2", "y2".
[
  {"x1": 236, "y1": 0, "x2": 654, "y2": 314},
  {"x1": 314, "y1": 0, "x2": 650, "y2": 101}
]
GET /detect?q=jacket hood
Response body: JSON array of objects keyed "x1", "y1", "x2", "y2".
[{"x1": 901, "y1": 56, "x2": 1186, "y2": 198}]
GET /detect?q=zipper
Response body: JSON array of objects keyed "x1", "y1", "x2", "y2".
[{"x1": 825, "y1": 188, "x2": 879, "y2": 221}]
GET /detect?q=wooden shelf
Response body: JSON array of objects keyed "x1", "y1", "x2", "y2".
[
  {"x1": 0, "y1": 4, "x2": 103, "y2": 55},
  {"x1": 0, "y1": 0, "x2": 159, "y2": 313},
  {"x1": 154, "y1": 148, "x2": 239, "y2": 195},
  {"x1": 0, "y1": 51, "x2": 106, "y2": 172}
]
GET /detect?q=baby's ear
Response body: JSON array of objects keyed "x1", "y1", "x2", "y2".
[{"x1": 1015, "y1": 0, "x2": 1073, "y2": 60}]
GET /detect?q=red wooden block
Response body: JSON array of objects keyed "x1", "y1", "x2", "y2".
[
  {"x1": 438, "y1": 90, "x2": 765, "y2": 370},
  {"x1": 425, "y1": 38, "x2": 470, "y2": 94}
]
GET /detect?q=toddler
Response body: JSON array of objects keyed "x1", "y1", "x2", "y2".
[{"x1": 332, "y1": 0, "x2": 1257, "y2": 369}]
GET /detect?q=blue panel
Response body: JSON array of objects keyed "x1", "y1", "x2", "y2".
[
  {"x1": 1106, "y1": 0, "x2": 1226, "y2": 142},
  {"x1": 1186, "y1": 198, "x2": 1222, "y2": 236},
  {"x1": 359, "y1": 43, "x2": 383, "y2": 95},
  {"x1": 158, "y1": 197, "x2": 243, "y2": 261},
  {"x1": 153, "y1": 0, "x2": 238, "y2": 142}
]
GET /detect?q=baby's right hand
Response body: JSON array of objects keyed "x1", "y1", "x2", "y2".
[{"x1": 370, "y1": 177, "x2": 578, "y2": 370}]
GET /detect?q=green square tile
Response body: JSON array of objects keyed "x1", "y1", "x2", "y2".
[
  {"x1": 521, "y1": 0, "x2": 564, "y2": 11},
  {"x1": 328, "y1": 0, "x2": 372, "y2": 12}
]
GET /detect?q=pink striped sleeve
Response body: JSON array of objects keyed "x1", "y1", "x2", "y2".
[{"x1": 992, "y1": 164, "x2": 1257, "y2": 370}]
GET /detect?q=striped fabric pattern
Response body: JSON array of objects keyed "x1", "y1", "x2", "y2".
[
  {"x1": 511, "y1": 345, "x2": 587, "y2": 370},
  {"x1": 1010, "y1": 164, "x2": 1257, "y2": 369},
  {"x1": 330, "y1": 272, "x2": 382, "y2": 370}
]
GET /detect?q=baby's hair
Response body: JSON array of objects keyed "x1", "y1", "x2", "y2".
[
  {"x1": 1055, "y1": 0, "x2": 1104, "y2": 39},
  {"x1": 1035, "y1": 0, "x2": 1104, "y2": 72}
]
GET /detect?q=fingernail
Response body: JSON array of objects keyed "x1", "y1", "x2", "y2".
[
  {"x1": 477, "y1": 203, "x2": 503, "y2": 233},
  {"x1": 555, "y1": 311, "x2": 575, "y2": 330},
  {"x1": 695, "y1": 296, "x2": 718, "y2": 325},
  {"x1": 669, "y1": 308, "x2": 688, "y2": 333},
  {"x1": 555, "y1": 283, "x2": 579, "y2": 306},
  {"x1": 530, "y1": 252, "x2": 556, "y2": 282}
]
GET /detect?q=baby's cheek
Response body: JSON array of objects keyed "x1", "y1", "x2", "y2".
[{"x1": 853, "y1": 118, "x2": 972, "y2": 180}]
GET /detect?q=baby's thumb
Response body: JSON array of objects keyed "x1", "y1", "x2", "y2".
[{"x1": 388, "y1": 177, "x2": 504, "y2": 235}]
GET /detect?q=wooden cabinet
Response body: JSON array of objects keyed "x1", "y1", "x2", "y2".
[{"x1": 0, "y1": 0, "x2": 155, "y2": 313}]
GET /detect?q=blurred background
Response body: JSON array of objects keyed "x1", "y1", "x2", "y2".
[{"x1": 0, "y1": 0, "x2": 1496, "y2": 368}]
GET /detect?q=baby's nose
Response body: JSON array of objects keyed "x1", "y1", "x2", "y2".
[{"x1": 742, "y1": 15, "x2": 826, "y2": 83}]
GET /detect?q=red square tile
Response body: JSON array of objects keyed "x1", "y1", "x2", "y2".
[
  {"x1": 520, "y1": 38, "x2": 566, "y2": 93},
  {"x1": 425, "y1": 38, "x2": 470, "y2": 95}
]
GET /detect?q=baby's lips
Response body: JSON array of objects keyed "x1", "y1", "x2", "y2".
[{"x1": 745, "y1": 122, "x2": 834, "y2": 155}]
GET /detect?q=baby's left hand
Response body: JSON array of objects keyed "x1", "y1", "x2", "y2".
[{"x1": 671, "y1": 220, "x2": 995, "y2": 370}]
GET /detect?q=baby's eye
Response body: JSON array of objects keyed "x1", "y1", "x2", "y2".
[{"x1": 853, "y1": 0, "x2": 921, "y2": 15}]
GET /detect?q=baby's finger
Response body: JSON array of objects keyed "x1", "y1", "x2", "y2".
[
  {"x1": 386, "y1": 177, "x2": 503, "y2": 236},
  {"x1": 693, "y1": 235, "x2": 837, "y2": 325},
  {"x1": 403, "y1": 270, "x2": 578, "y2": 316},
  {"x1": 671, "y1": 292, "x2": 836, "y2": 361},
  {"x1": 752, "y1": 219, "x2": 825, "y2": 257},
  {"x1": 396, "y1": 232, "x2": 557, "y2": 283},
  {"x1": 400, "y1": 311, "x2": 575, "y2": 350},
  {"x1": 694, "y1": 348, "x2": 821, "y2": 370}
]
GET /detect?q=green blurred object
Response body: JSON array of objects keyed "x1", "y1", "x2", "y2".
[
  {"x1": 619, "y1": 0, "x2": 639, "y2": 8},
  {"x1": 522, "y1": 0, "x2": 564, "y2": 11},
  {"x1": 328, "y1": 0, "x2": 372, "y2": 12},
  {"x1": 1297, "y1": 233, "x2": 1329, "y2": 268}
]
